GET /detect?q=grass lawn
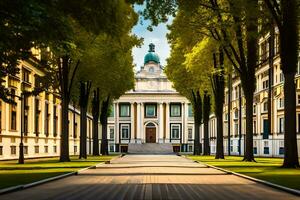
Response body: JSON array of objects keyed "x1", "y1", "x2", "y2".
[
  {"x1": 0, "y1": 155, "x2": 117, "y2": 189},
  {"x1": 188, "y1": 155, "x2": 300, "y2": 190}
]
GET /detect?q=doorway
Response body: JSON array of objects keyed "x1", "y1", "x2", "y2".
[{"x1": 146, "y1": 123, "x2": 156, "y2": 143}]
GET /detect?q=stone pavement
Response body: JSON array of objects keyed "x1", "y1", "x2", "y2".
[{"x1": 1, "y1": 154, "x2": 299, "y2": 200}]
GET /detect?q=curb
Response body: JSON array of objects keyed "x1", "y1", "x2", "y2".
[
  {"x1": 0, "y1": 155, "x2": 119, "y2": 195},
  {"x1": 184, "y1": 156, "x2": 300, "y2": 197}
]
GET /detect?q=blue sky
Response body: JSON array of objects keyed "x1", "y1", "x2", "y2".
[{"x1": 132, "y1": 5, "x2": 172, "y2": 70}]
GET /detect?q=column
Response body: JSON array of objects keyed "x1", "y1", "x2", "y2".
[
  {"x1": 181, "y1": 102, "x2": 185, "y2": 147},
  {"x1": 114, "y1": 102, "x2": 119, "y2": 151},
  {"x1": 136, "y1": 103, "x2": 141, "y2": 143},
  {"x1": 165, "y1": 102, "x2": 170, "y2": 143},
  {"x1": 159, "y1": 102, "x2": 164, "y2": 143},
  {"x1": 130, "y1": 102, "x2": 134, "y2": 143},
  {"x1": 140, "y1": 103, "x2": 144, "y2": 143}
]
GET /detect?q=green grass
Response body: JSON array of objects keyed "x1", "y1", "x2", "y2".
[
  {"x1": 0, "y1": 155, "x2": 117, "y2": 189},
  {"x1": 188, "y1": 155, "x2": 300, "y2": 190}
]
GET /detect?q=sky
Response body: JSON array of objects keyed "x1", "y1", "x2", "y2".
[{"x1": 132, "y1": 5, "x2": 172, "y2": 70}]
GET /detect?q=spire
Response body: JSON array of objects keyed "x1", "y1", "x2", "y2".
[{"x1": 149, "y1": 43, "x2": 155, "y2": 52}]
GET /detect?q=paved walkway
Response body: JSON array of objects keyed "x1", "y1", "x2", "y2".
[{"x1": 1, "y1": 155, "x2": 299, "y2": 200}]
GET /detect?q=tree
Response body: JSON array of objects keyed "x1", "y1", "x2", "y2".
[
  {"x1": 263, "y1": 0, "x2": 299, "y2": 168},
  {"x1": 211, "y1": 50, "x2": 225, "y2": 159}
]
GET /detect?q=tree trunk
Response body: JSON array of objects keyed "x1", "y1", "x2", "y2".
[
  {"x1": 242, "y1": 0, "x2": 258, "y2": 162},
  {"x1": 212, "y1": 51, "x2": 225, "y2": 159},
  {"x1": 100, "y1": 96, "x2": 110, "y2": 155},
  {"x1": 92, "y1": 88, "x2": 100, "y2": 156},
  {"x1": 203, "y1": 91, "x2": 211, "y2": 155},
  {"x1": 280, "y1": 0, "x2": 299, "y2": 168},
  {"x1": 215, "y1": 108, "x2": 224, "y2": 159},
  {"x1": 192, "y1": 90, "x2": 202, "y2": 155},
  {"x1": 243, "y1": 91, "x2": 254, "y2": 161},
  {"x1": 79, "y1": 81, "x2": 91, "y2": 159},
  {"x1": 60, "y1": 56, "x2": 70, "y2": 162}
]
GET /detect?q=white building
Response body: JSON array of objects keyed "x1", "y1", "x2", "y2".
[{"x1": 107, "y1": 43, "x2": 195, "y2": 153}]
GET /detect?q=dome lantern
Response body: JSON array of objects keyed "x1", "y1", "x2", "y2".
[{"x1": 144, "y1": 43, "x2": 160, "y2": 64}]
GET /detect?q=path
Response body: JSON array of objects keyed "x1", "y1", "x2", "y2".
[{"x1": 1, "y1": 155, "x2": 299, "y2": 200}]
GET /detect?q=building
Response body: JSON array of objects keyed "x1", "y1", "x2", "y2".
[
  {"x1": 208, "y1": 29, "x2": 300, "y2": 157},
  {"x1": 0, "y1": 50, "x2": 93, "y2": 160},
  {"x1": 107, "y1": 43, "x2": 194, "y2": 153}
]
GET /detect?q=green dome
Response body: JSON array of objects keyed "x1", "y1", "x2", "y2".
[{"x1": 144, "y1": 43, "x2": 160, "y2": 64}]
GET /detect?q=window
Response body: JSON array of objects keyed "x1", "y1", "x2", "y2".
[
  {"x1": 11, "y1": 108, "x2": 17, "y2": 130},
  {"x1": 279, "y1": 147, "x2": 284, "y2": 155},
  {"x1": 109, "y1": 127, "x2": 114, "y2": 140},
  {"x1": 234, "y1": 122, "x2": 238, "y2": 136},
  {"x1": 24, "y1": 97, "x2": 29, "y2": 135},
  {"x1": 35, "y1": 99, "x2": 40, "y2": 136},
  {"x1": 170, "y1": 104, "x2": 181, "y2": 117},
  {"x1": 53, "y1": 146, "x2": 57, "y2": 153},
  {"x1": 188, "y1": 128, "x2": 193, "y2": 139},
  {"x1": 109, "y1": 145, "x2": 114, "y2": 152},
  {"x1": 44, "y1": 146, "x2": 48, "y2": 153},
  {"x1": 119, "y1": 104, "x2": 130, "y2": 117},
  {"x1": 253, "y1": 120, "x2": 257, "y2": 134},
  {"x1": 22, "y1": 68, "x2": 30, "y2": 83},
  {"x1": 34, "y1": 146, "x2": 39, "y2": 154},
  {"x1": 188, "y1": 145, "x2": 193, "y2": 152},
  {"x1": 171, "y1": 124, "x2": 181, "y2": 139},
  {"x1": 278, "y1": 98, "x2": 284, "y2": 108},
  {"x1": 74, "y1": 146, "x2": 77, "y2": 153},
  {"x1": 24, "y1": 146, "x2": 28, "y2": 155},
  {"x1": 224, "y1": 113, "x2": 228, "y2": 121},
  {"x1": 263, "y1": 102, "x2": 268, "y2": 112},
  {"x1": 10, "y1": 146, "x2": 16, "y2": 155},
  {"x1": 262, "y1": 80, "x2": 269, "y2": 89},
  {"x1": 279, "y1": 72, "x2": 284, "y2": 82},
  {"x1": 53, "y1": 105, "x2": 58, "y2": 137},
  {"x1": 188, "y1": 104, "x2": 193, "y2": 117},
  {"x1": 298, "y1": 95, "x2": 300, "y2": 105},
  {"x1": 0, "y1": 146, "x2": 2, "y2": 156},
  {"x1": 145, "y1": 104, "x2": 156, "y2": 117},
  {"x1": 234, "y1": 109, "x2": 238, "y2": 119},
  {"x1": 45, "y1": 103, "x2": 50, "y2": 136},
  {"x1": 74, "y1": 122, "x2": 78, "y2": 138},
  {"x1": 253, "y1": 105, "x2": 256, "y2": 114},
  {"x1": 253, "y1": 147, "x2": 257, "y2": 154},
  {"x1": 278, "y1": 117, "x2": 284, "y2": 133},
  {"x1": 121, "y1": 124, "x2": 130, "y2": 139}
]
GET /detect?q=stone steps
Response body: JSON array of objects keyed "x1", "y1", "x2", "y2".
[{"x1": 128, "y1": 143, "x2": 174, "y2": 154}]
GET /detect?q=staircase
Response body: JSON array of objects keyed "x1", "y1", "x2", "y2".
[{"x1": 128, "y1": 143, "x2": 174, "y2": 154}]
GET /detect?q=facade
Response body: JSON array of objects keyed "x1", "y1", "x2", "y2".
[
  {"x1": 1, "y1": 40, "x2": 300, "y2": 160},
  {"x1": 107, "y1": 43, "x2": 194, "y2": 153},
  {"x1": 0, "y1": 51, "x2": 93, "y2": 160},
  {"x1": 208, "y1": 29, "x2": 300, "y2": 157}
]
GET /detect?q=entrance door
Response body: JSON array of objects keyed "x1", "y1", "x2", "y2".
[{"x1": 146, "y1": 127, "x2": 156, "y2": 143}]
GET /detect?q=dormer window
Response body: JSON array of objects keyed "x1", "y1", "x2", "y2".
[{"x1": 149, "y1": 67, "x2": 154, "y2": 73}]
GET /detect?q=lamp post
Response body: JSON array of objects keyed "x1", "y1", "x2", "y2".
[
  {"x1": 18, "y1": 83, "x2": 42, "y2": 164},
  {"x1": 18, "y1": 91, "x2": 25, "y2": 164}
]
